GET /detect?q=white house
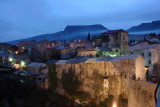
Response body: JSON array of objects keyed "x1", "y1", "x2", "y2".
[{"x1": 127, "y1": 43, "x2": 160, "y2": 77}]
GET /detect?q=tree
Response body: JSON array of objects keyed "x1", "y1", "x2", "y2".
[
  {"x1": 52, "y1": 54, "x2": 61, "y2": 60},
  {"x1": 132, "y1": 39, "x2": 136, "y2": 42},
  {"x1": 22, "y1": 49, "x2": 28, "y2": 54},
  {"x1": 146, "y1": 70, "x2": 149, "y2": 81},
  {"x1": 29, "y1": 48, "x2": 41, "y2": 62},
  {"x1": 48, "y1": 64, "x2": 58, "y2": 92},
  {"x1": 144, "y1": 36, "x2": 147, "y2": 41},
  {"x1": 149, "y1": 33, "x2": 157, "y2": 37},
  {"x1": 87, "y1": 32, "x2": 91, "y2": 41},
  {"x1": 129, "y1": 39, "x2": 133, "y2": 43}
]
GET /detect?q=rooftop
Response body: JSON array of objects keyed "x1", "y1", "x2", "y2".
[
  {"x1": 127, "y1": 43, "x2": 160, "y2": 51},
  {"x1": 55, "y1": 60, "x2": 68, "y2": 65},
  {"x1": 110, "y1": 54, "x2": 141, "y2": 62},
  {"x1": 47, "y1": 60, "x2": 58, "y2": 64},
  {"x1": 28, "y1": 62, "x2": 46, "y2": 67},
  {"x1": 103, "y1": 29, "x2": 126, "y2": 34},
  {"x1": 66, "y1": 57, "x2": 89, "y2": 64},
  {"x1": 85, "y1": 54, "x2": 141, "y2": 62},
  {"x1": 85, "y1": 57, "x2": 112, "y2": 63}
]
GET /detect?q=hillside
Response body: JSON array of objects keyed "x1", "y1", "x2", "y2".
[
  {"x1": 8, "y1": 24, "x2": 108, "y2": 45},
  {"x1": 127, "y1": 20, "x2": 160, "y2": 33}
]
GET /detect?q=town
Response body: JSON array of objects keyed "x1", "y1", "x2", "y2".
[{"x1": 1, "y1": 29, "x2": 160, "y2": 107}]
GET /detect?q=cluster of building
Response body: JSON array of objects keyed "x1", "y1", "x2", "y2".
[{"x1": 0, "y1": 29, "x2": 159, "y2": 106}]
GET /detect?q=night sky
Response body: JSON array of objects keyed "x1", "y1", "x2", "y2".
[{"x1": 0, "y1": 0, "x2": 160, "y2": 42}]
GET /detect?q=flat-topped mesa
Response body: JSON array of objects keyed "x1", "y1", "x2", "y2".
[{"x1": 64, "y1": 24, "x2": 108, "y2": 33}]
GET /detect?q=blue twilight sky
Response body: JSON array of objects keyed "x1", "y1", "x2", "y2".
[{"x1": 0, "y1": 0, "x2": 160, "y2": 42}]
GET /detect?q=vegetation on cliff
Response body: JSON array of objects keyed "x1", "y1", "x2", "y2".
[
  {"x1": 61, "y1": 68, "x2": 81, "y2": 94},
  {"x1": 48, "y1": 64, "x2": 58, "y2": 92},
  {"x1": 61, "y1": 68, "x2": 91, "y2": 103}
]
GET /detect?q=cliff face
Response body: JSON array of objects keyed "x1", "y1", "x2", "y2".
[
  {"x1": 127, "y1": 20, "x2": 160, "y2": 33},
  {"x1": 55, "y1": 60, "x2": 136, "y2": 104},
  {"x1": 64, "y1": 24, "x2": 107, "y2": 33}
]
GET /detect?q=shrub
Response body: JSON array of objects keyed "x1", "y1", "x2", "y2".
[{"x1": 48, "y1": 64, "x2": 58, "y2": 92}]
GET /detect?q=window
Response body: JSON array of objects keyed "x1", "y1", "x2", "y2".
[
  {"x1": 125, "y1": 75, "x2": 127, "y2": 78},
  {"x1": 115, "y1": 50, "x2": 119, "y2": 52},
  {"x1": 123, "y1": 37, "x2": 125, "y2": 40},
  {"x1": 149, "y1": 52, "x2": 151, "y2": 56},
  {"x1": 148, "y1": 60, "x2": 151, "y2": 64},
  {"x1": 142, "y1": 53, "x2": 144, "y2": 57},
  {"x1": 131, "y1": 52, "x2": 133, "y2": 54}
]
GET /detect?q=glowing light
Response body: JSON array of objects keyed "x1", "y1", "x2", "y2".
[
  {"x1": 112, "y1": 100, "x2": 117, "y2": 107},
  {"x1": 145, "y1": 67, "x2": 148, "y2": 72},
  {"x1": 113, "y1": 103, "x2": 117, "y2": 107},
  {"x1": 109, "y1": 54, "x2": 117, "y2": 57},
  {"x1": 9, "y1": 58, "x2": 13, "y2": 62},
  {"x1": 21, "y1": 61, "x2": 25, "y2": 67},
  {"x1": 15, "y1": 51, "x2": 19, "y2": 54},
  {"x1": 22, "y1": 47, "x2": 25, "y2": 49}
]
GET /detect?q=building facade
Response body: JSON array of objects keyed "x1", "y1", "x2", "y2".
[
  {"x1": 127, "y1": 43, "x2": 160, "y2": 78},
  {"x1": 19, "y1": 40, "x2": 36, "y2": 50},
  {"x1": 93, "y1": 29, "x2": 128, "y2": 55},
  {"x1": 0, "y1": 43, "x2": 11, "y2": 52}
]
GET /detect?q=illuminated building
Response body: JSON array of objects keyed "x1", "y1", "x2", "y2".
[
  {"x1": 50, "y1": 54, "x2": 145, "y2": 103},
  {"x1": 93, "y1": 29, "x2": 128, "y2": 56},
  {"x1": 127, "y1": 43, "x2": 160, "y2": 78}
]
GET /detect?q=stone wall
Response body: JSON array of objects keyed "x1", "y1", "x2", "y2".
[
  {"x1": 77, "y1": 49, "x2": 98, "y2": 56},
  {"x1": 120, "y1": 59, "x2": 135, "y2": 98},
  {"x1": 55, "y1": 59, "x2": 141, "y2": 103},
  {"x1": 128, "y1": 79, "x2": 156, "y2": 107}
]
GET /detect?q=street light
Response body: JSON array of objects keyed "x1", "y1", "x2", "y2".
[
  {"x1": 112, "y1": 100, "x2": 117, "y2": 107},
  {"x1": 113, "y1": 103, "x2": 117, "y2": 107},
  {"x1": 21, "y1": 61, "x2": 25, "y2": 67},
  {"x1": 9, "y1": 58, "x2": 13, "y2": 62}
]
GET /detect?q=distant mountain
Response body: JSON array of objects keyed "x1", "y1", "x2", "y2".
[
  {"x1": 127, "y1": 20, "x2": 160, "y2": 33},
  {"x1": 64, "y1": 24, "x2": 107, "y2": 33},
  {"x1": 8, "y1": 24, "x2": 108, "y2": 45}
]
